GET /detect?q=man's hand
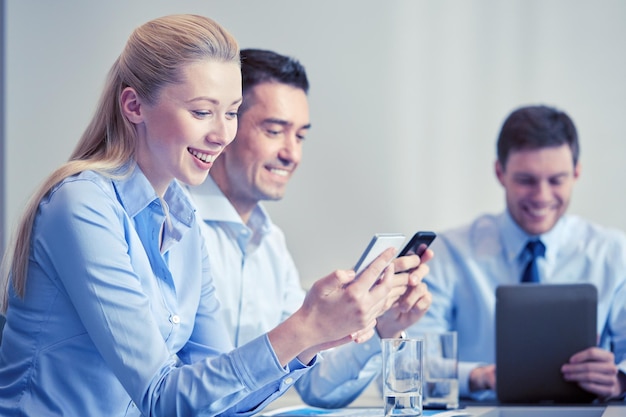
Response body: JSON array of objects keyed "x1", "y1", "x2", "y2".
[
  {"x1": 469, "y1": 364, "x2": 496, "y2": 392},
  {"x1": 375, "y1": 249, "x2": 434, "y2": 338},
  {"x1": 562, "y1": 347, "x2": 626, "y2": 400}
]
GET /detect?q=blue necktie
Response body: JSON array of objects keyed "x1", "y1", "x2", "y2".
[{"x1": 521, "y1": 240, "x2": 545, "y2": 283}]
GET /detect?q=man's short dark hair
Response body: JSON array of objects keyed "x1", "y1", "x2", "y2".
[
  {"x1": 239, "y1": 49, "x2": 309, "y2": 113},
  {"x1": 496, "y1": 105, "x2": 579, "y2": 168}
]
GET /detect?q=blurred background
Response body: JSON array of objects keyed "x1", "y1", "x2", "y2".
[{"x1": 2, "y1": 0, "x2": 625, "y2": 288}]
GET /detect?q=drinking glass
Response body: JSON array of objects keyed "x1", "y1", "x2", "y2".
[
  {"x1": 382, "y1": 337, "x2": 423, "y2": 417},
  {"x1": 423, "y1": 331, "x2": 459, "y2": 409}
]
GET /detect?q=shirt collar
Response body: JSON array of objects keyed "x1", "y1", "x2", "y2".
[
  {"x1": 112, "y1": 163, "x2": 195, "y2": 228},
  {"x1": 499, "y1": 208, "x2": 568, "y2": 262},
  {"x1": 188, "y1": 176, "x2": 272, "y2": 236}
]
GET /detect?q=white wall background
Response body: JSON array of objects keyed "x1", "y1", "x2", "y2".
[{"x1": 3, "y1": 0, "x2": 626, "y2": 288}]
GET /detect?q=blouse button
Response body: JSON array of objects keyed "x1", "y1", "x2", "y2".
[{"x1": 170, "y1": 314, "x2": 181, "y2": 324}]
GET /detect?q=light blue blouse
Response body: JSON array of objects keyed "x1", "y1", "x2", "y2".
[
  {"x1": 409, "y1": 210, "x2": 626, "y2": 400},
  {"x1": 0, "y1": 165, "x2": 309, "y2": 416}
]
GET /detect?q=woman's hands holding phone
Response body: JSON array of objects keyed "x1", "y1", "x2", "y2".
[{"x1": 269, "y1": 247, "x2": 399, "y2": 365}]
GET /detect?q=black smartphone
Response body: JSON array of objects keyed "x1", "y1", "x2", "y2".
[{"x1": 397, "y1": 231, "x2": 436, "y2": 257}]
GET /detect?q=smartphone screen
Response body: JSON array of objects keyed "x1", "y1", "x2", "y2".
[{"x1": 397, "y1": 231, "x2": 436, "y2": 257}]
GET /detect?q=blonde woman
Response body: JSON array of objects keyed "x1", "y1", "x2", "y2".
[{"x1": 0, "y1": 15, "x2": 399, "y2": 416}]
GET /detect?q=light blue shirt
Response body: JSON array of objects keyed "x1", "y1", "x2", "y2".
[
  {"x1": 0, "y1": 166, "x2": 310, "y2": 417},
  {"x1": 408, "y1": 210, "x2": 626, "y2": 400},
  {"x1": 188, "y1": 177, "x2": 383, "y2": 408}
]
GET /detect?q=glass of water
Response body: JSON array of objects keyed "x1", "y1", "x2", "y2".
[
  {"x1": 423, "y1": 331, "x2": 459, "y2": 409},
  {"x1": 382, "y1": 337, "x2": 423, "y2": 417}
]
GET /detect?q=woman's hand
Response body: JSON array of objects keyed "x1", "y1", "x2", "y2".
[{"x1": 268, "y1": 248, "x2": 398, "y2": 365}]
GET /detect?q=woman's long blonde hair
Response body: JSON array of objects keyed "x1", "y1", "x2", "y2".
[{"x1": 1, "y1": 14, "x2": 240, "y2": 311}]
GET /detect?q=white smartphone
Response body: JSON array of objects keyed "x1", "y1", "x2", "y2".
[{"x1": 354, "y1": 233, "x2": 406, "y2": 276}]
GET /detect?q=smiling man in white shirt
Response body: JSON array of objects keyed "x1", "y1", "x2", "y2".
[{"x1": 187, "y1": 48, "x2": 433, "y2": 408}]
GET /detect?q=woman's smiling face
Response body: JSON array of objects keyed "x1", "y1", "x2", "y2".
[{"x1": 125, "y1": 59, "x2": 242, "y2": 196}]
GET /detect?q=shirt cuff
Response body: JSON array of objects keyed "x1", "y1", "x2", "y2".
[
  {"x1": 288, "y1": 354, "x2": 318, "y2": 371},
  {"x1": 354, "y1": 333, "x2": 383, "y2": 360}
]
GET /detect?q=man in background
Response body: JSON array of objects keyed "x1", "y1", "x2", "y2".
[
  {"x1": 409, "y1": 104, "x2": 626, "y2": 402},
  {"x1": 188, "y1": 48, "x2": 433, "y2": 407}
]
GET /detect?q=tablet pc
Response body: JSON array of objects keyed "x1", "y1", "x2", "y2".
[{"x1": 495, "y1": 283, "x2": 597, "y2": 404}]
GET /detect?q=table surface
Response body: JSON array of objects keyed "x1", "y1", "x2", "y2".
[{"x1": 260, "y1": 384, "x2": 625, "y2": 417}]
